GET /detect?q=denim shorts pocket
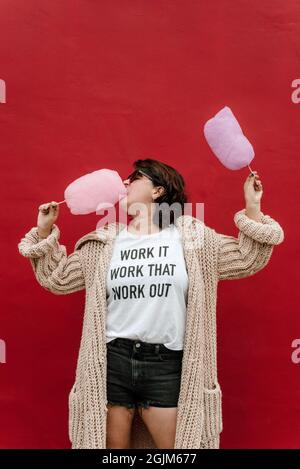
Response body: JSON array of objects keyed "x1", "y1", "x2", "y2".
[
  {"x1": 107, "y1": 345, "x2": 127, "y2": 363},
  {"x1": 107, "y1": 339, "x2": 118, "y2": 348},
  {"x1": 107, "y1": 340, "x2": 123, "y2": 355},
  {"x1": 159, "y1": 349, "x2": 183, "y2": 362}
]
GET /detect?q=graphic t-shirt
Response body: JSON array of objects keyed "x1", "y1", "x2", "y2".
[{"x1": 106, "y1": 223, "x2": 189, "y2": 350}]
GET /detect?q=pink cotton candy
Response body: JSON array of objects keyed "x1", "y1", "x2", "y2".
[
  {"x1": 64, "y1": 169, "x2": 127, "y2": 215},
  {"x1": 203, "y1": 106, "x2": 255, "y2": 170}
]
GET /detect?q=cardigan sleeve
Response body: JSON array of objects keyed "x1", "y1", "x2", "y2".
[
  {"x1": 18, "y1": 224, "x2": 85, "y2": 295},
  {"x1": 216, "y1": 209, "x2": 284, "y2": 281}
]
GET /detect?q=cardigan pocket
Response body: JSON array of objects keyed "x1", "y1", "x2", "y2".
[
  {"x1": 68, "y1": 383, "x2": 81, "y2": 446},
  {"x1": 202, "y1": 382, "x2": 223, "y2": 441}
]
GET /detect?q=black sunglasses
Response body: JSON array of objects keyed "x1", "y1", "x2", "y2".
[{"x1": 126, "y1": 169, "x2": 153, "y2": 183}]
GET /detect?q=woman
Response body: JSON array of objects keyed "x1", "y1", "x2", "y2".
[{"x1": 18, "y1": 158, "x2": 284, "y2": 449}]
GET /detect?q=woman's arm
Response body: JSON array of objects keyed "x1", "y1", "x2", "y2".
[
  {"x1": 18, "y1": 224, "x2": 85, "y2": 295},
  {"x1": 217, "y1": 170, "x2": 284, "y2": 280},
  {"x1": 217, "y1": 208, "x2": 284, "y2": 280}
]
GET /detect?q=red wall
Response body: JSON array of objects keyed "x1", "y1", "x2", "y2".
[{"x1": 0, "y1": 0, "x2": 298, "y2": 448}]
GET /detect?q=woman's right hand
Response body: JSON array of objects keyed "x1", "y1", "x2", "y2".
[{"x1": 37, "y1": 201, "x2": 60, "y2": 237}]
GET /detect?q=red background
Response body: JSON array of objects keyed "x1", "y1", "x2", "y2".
[{"x1": 0, "y1": 0, "x2": 298, "y2": 448}]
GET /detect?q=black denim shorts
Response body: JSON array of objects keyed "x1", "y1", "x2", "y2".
[{"x1": 106, "y1": 337, "x2": 183, "y2": 409}]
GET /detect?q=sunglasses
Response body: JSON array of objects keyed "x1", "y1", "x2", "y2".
[{"x1": 126, "y1": 169, "x2": 154, "y2": 183}]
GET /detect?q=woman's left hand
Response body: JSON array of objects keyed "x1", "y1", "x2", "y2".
[{"x1": 244, "y1": 170, "x2": 263, "y2": 206}]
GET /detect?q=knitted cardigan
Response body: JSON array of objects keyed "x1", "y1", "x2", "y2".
[{"x1": 18, "y1": 208, "x2": 284, "y2": 449}]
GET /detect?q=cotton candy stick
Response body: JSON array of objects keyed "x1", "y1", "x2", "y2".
[
  {"x1": 248, "y1": 164, "x2": 255, "y2": 175},
  {"x1": 247, "y1": 164, "x2": 262, "y2": 192}
]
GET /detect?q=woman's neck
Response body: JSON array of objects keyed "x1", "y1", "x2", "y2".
[{"x1": 127, "y1": 216, "x2": 162, "y2": 235}]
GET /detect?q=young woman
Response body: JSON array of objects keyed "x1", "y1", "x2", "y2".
[{"x1": 18, "y1": 158, "x2": 284, "y2": 449}]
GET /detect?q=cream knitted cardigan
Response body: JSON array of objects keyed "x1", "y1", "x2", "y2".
[{"x1": 18, "y1": 209, "x2": 284, "y2": 449}]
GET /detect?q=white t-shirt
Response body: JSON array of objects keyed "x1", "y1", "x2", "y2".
[{"x1": 106, "y1": 223, "x2": 189, "y2": 350}]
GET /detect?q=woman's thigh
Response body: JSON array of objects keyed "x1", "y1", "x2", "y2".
[
  {"x1": 106, "y1": 404, "x2": 135, "y2": 449},
  {"x1": 138, "y1": 406, "x2": 178, "y2": 449}
]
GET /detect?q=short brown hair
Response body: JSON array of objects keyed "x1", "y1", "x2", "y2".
[{"x1": 132, "y1": 158, "x2": 189, "y2": 229}]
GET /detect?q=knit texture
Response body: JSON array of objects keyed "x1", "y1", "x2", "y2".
[{"x1": 18, "y1": 209, "x2": 284, "y2": 448}]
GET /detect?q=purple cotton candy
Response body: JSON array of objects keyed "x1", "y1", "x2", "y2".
[
  {"x1": 203, "y1": 106, "x2": 255, "y2": 170},
  {"x1": 64, "y1": 168, "x2": 127, "y2": 215}
]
